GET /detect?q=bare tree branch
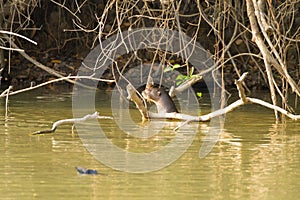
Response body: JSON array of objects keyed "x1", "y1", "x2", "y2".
[
  {"x1": 128, "y1": 72, "x2": 300, "y2": 122},
  {"x1": 33, "y1": 112, "x2": 112, "y2": 134}
]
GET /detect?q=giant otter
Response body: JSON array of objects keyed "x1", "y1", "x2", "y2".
[{"x1": 142, "y1": 85, "x2": 178, "y2": 113}]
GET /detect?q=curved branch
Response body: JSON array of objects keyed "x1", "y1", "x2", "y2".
[
  {"x1": 33, "y1": 112, "x2": 112, "y2": 134},
  {"x1": 3, "y1": 34, "x2": 77, "y2": 85},
  {"x1": 0, "y1": 30, "x2": 37, "y2": 45},
  {"x1": 0, "y1": 76, "x2": 114, "y2": 98}
]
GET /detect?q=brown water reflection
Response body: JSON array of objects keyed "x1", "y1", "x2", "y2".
[{"x1": 0, "y1": 91, "x2": 299, "y2": 199}]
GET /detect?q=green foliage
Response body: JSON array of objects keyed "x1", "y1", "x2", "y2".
[
  {"x1": 164, "y1": 63, "x2": 181, "y2": 72},
  {"x1": 196, "y1": 92, "x2": 202, "y2": 98},
  {"x1": 173, "y1": 66, "x2": 196, "y2": 86},
  {"x1": 165, "y1": 64, "x2": 202, "y2": 98}
]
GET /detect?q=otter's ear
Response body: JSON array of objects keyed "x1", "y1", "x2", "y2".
[{"x1": 156, "y1": 90, "x2": 161, "y2": 96}]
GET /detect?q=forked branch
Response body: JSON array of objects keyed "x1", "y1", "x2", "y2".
[{"x1": 128, "y1": 72, "x2": 300, "y2": 121}]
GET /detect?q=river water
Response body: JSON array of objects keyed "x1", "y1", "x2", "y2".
[{"x1": 0, "y1": 89, "x2": 299, "y2": 199}]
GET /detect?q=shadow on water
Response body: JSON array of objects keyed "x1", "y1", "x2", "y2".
[{"x1": 0, "y1": 90, "x2": 299, "y2": 199}]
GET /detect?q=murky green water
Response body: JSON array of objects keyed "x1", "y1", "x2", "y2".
[{"x1": 0, "y1": 90, "x2": 299, "y2": 199}]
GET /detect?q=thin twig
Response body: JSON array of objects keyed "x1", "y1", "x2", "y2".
[
  {"x1": 0, "y1": 76, "x2": 114, "y2": 98},
  {"x1": 4, "y1": 86, "x2": 12, "y2": 119},
  {"x1": 0, "y1": 30, "x2": 37, "y2": 45}
]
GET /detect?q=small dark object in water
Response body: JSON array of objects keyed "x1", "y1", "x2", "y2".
[{"x1": 75, "y1": 166, "x2": 98, "y2": 175}]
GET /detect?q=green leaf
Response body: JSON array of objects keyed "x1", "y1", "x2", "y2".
[
  {"x1": 196, "y1": 92, "x2": 202, "y2": 98},
  {"x1": 173, "y1": 64, "x2": 181, "y2": 69},
  {"x1": 176, "y1": 74, "x2": 185, "y2": 80},
  {"x1": 176, "y1": 81, "x2": 182, "y2": 86}
]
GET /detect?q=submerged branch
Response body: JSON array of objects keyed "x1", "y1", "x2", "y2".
[{"x1": 33, "y1": 112, "x2": 113, "y2": 134}]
